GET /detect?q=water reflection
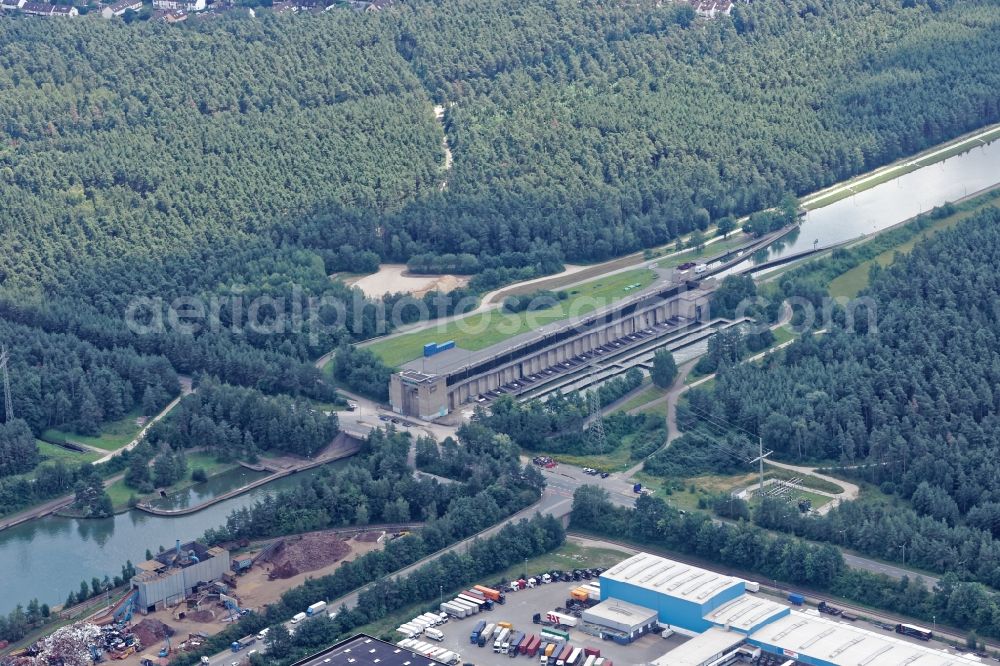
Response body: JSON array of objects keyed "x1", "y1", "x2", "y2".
[
  {"x1": 722, "y1": 139, "x2": 1000, "y2": 276},
  {"x1": 0, "y1": 461, "x2": 346, "y2": 613}
]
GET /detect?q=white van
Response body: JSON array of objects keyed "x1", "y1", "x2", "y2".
[
  {"x1": 694, "y1": 263, "x2": 707, "y2": 274},
  {"x1": 291, "y1": 612, "x2": 307, "y2": 624}
]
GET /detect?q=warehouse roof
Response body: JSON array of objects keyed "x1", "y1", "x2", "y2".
[
  {"x1": 291, "y1": 634, "x2": 446, "y2": 666},
  {"x1": 581, "y1": 598, "x2": 658, "y2": 627},
  {"x1": 704, "y1": 593, "x2": 788, "y2": 632},
  {"x1": 600, "y1": 553, "x2": 742, "y2": 604},
  {"x1": 750, "y1": 612, "x2": 983, "y2": 666},
  {"x1": 652, "y1": 627, "x2": 746, "y2": 666}
]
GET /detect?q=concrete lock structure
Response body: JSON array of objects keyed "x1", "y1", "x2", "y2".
[{"x1": 390, "y1": 278, "x2": 712, "y2": 420}]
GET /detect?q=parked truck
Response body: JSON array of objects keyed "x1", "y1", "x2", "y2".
[
  {"x1": 424, "y1": 628, "x2": 444, "y2": 642},
  {"x1": 555, "y1": 645, "x2": 573, "y2": 666},
  {"x1": 231, "y1": 636, "x2": 256, "y2": 653},
  {"x1": 458, "y1": 593, "x2": 485, "y2": 609},
  {"x1": 524, "y1": 635, "x2": 540, "y2": 657},
  {"x1": 494, "y1": 627, "x2": 510, "y2": 653},
  {"x1": 470, "y1": 619, "x2": 486, "y2": 644},
  {"x1": 474, "y1": 584, "x2": 506, "y2": 604},
  {"x1": 440, "y1": 601, "x2": 466, "y2": 619},
  {"x1": 567, "y1": 647, "x2": 583, "y2": 665},
  {"x1": 547, "y1": 611, "x2": 579, "y2": 628},
  {"x1": 291, "y1": 612, "x2": 307, "y2": 624},
  {"x1": 507, "y1": 631, "x2": 524, "y2": 655},
  {"x1": 541, "y1": 628, "x2": 570, "y2": 644},
  {"x1": 480, "y1": 622, "x2": 496, "y2": 644}
]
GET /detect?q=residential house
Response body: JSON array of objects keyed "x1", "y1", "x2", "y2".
[
  {"x1": 50, "y1": 4, "x2": 77, "y2": 13},
  {"x1": 152, "y1": 0, "x2": 202, "y2": 12},
  {"x1": 21, "y1": 2, "x2": 55, "y2": 14},
  {"x1": 101, "y1": 0, "x2": 142, "y2": 18}
]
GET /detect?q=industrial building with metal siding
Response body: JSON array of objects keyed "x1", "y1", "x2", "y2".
[
  {"x1": 588, "y1": 552, "x2": 985, "y2": 666},
  {"x1": 130, "y1": 540, "x2": 230, "y2": 612},
  {"x1": 598, "y1": 553, "x2": 788, "y2": 635}
]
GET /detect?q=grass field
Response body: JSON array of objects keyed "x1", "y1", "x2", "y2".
[
  {"x1": 543, "y1": 447, "x2": 634, "y2": 473},
  {"x1": 765, "y1": 466, "x2": 844, "y2": 495},
  {"x1": 748, "y1": 488, "x2": 832, "y2": 512},
  {"x1": 828, "y1": 200, "x2": 995, "y2": 298},
  {"x1": 368, "y1": 267, "x2": 657, "y2": 367},
  {"x1": 104, "y1": 451, "x2": 238, "y2": 511},
  {"x1": 351, "y1": 542, "x2": 632, "y2": 642},
  {"x1": 615, "y1": 384, "x2": 665, "y2": 413},
  {"x1": 657, "y1": 234, "x2": 753, "y2": 269},
  {"x1": 34, "y1": 440, "x2": 101, "y2": 469},
  {"x1": 42, "y1": 407, "x2": 147, "y2": 452}
]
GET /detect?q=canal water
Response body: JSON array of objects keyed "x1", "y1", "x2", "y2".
[
  {"x1": 0, "y1": 463, "x2": 342, "y2": 614},
  {"x1": 721, "y1": 136, "x2": 1000, "y2": 276},
  {"x1": 146, "y1": 466, "x2": 271, "y2": 511}
]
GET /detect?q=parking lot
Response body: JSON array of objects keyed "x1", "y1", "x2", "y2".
[{"x1": 407, "y1": 577, "x2": 687, "y2": 666}]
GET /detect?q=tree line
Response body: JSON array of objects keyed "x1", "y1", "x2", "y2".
[
  {"x1": 573, "y1": 485, "x2": 1000, "y2": 640},
  {"x1": 145, "y1": 379, "x2": 340, "y2": 460},
  {"x1": 202, "y1": 425, "x2": 543, "y2": 544}
]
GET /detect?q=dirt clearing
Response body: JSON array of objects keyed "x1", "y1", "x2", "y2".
[
  {"x1": 132, "y1": 618, "x2": 173, "y2": 647},
  {"x1": 345, "y1": 264, "x2": 469, "y2": 298}
]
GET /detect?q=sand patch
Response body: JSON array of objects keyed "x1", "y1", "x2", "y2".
[{"x1": 346, "y1": 264, "x2": 469, "y2": 298}]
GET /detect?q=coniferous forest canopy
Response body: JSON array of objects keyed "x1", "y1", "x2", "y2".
[
  {"x1": 0, "y1": 0, "x2": 998, "y2": 463},
  {"x1": 684, "y1": 207, "x2": 1000, "y2": 588}
]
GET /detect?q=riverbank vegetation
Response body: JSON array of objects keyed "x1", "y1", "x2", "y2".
[{"x1": 202, "y1": 426, "x2": 543, "y2": 543}]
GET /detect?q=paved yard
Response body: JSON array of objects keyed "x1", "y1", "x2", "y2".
[{"x1": 401, "y1": 578, "x2": 687, "y2": 666}]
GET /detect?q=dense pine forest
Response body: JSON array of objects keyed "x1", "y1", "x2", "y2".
[
  {"x1": 0, "y1": 0, "x2": 999, "y2": 473},
  {"x1": 684, "y1": 206, "x2": 1000, "y2": 586}
]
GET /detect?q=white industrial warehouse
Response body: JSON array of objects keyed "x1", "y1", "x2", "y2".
[{"x1": 583, "y1": 552, "x2": 986, "y2": 666}]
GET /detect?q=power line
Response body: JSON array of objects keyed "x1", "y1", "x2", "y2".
[
  {"x1": 0, "y1": 344, "x2": 11, "y2": 423},
  {"x1": 587, "y1": 391, "x2": 607, "y2": 456},
  {"x1": 684, "y1": 403, "x2": 771, "y2": 493},
  {"x1": 686, "y1": 403, "x2": 759, "y2": 441}
]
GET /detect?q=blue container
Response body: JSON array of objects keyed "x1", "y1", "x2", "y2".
[
  {"x1": 788, "y1": 592, "x2": 805, "y2": 606},
  {"x1": 439, "y1": 340, "x2": 456, "y2": 352},
  {"x1": 423, "y1": 343, "x2": 437, "y2": 357}
]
